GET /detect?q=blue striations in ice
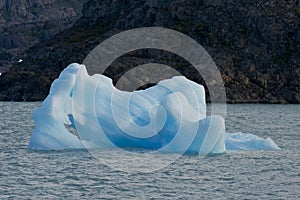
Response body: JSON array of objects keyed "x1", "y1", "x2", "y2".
[{"x1": 29, "y1": 63, "x2": 280, "y2": 154}]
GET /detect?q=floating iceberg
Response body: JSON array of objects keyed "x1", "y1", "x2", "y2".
[
  {"x1": 29, "y1": 63, "x2": 280, "y2": 154},
  {"x1": 225, "y1": 132, "x2": 280, "y2": 151}
]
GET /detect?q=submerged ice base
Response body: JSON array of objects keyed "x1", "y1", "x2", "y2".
[{"x1": 29, "y1": 64, "x2": 280, "y2": 153}]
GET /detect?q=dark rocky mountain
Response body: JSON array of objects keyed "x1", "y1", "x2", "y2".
[
  {"x1": 0, "y1": 0, "x2": 88, "y2": 69},
  {"x1": 0, "y1": 0, "x2": 299, "y2": 103}
]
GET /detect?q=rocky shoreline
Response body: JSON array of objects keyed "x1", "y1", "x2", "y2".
[{"x1": 0, "y1": 0, "x2": 299, "y2": 103}]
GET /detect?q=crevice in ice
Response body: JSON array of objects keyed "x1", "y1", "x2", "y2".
[{"x1": 64, "y1": 124, "x2": 79, "y2": 139}]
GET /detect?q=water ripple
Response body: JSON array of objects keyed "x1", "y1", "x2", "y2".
[{"x1": 0, "y1": 102, "x2": 299, "y2": 199}]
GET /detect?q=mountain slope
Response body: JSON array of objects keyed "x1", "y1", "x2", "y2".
[
  {"x1": 0, "y1": 0, "x2": 88, "y2": 69},
  {"x1": 0, "y1": 0, "x2": 299, "y2": 103}
]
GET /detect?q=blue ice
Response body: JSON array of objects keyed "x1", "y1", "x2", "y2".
[{"x1": 29, "y1": 63, "x2": 280, "y2": 154}]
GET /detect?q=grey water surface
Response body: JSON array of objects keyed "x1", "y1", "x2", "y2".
[{"x1": 0, "y1": 102, "x2": 299, "y2": 199}]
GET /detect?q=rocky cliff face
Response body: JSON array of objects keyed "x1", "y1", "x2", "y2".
[
  {"x1": 0, "y1": 0, "x2": 88, "y2": 68},
  {"x1": 0, "y1": 0, "x2": 299, "y2": 103},
  {"x1": 0, "y1": 0, "x2": 88, "y2": 24}
]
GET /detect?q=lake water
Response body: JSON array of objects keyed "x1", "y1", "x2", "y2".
[{"x1": 0, "y1": 102, "x2": 299, "y2": 199}]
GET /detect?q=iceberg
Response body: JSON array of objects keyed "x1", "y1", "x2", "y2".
[
  {"x1": 225, "y1": 132, "x2": 280, "y2": 151},
  {"x1": 29, "y1": 63, "x2": 280, "y2": 154}
]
